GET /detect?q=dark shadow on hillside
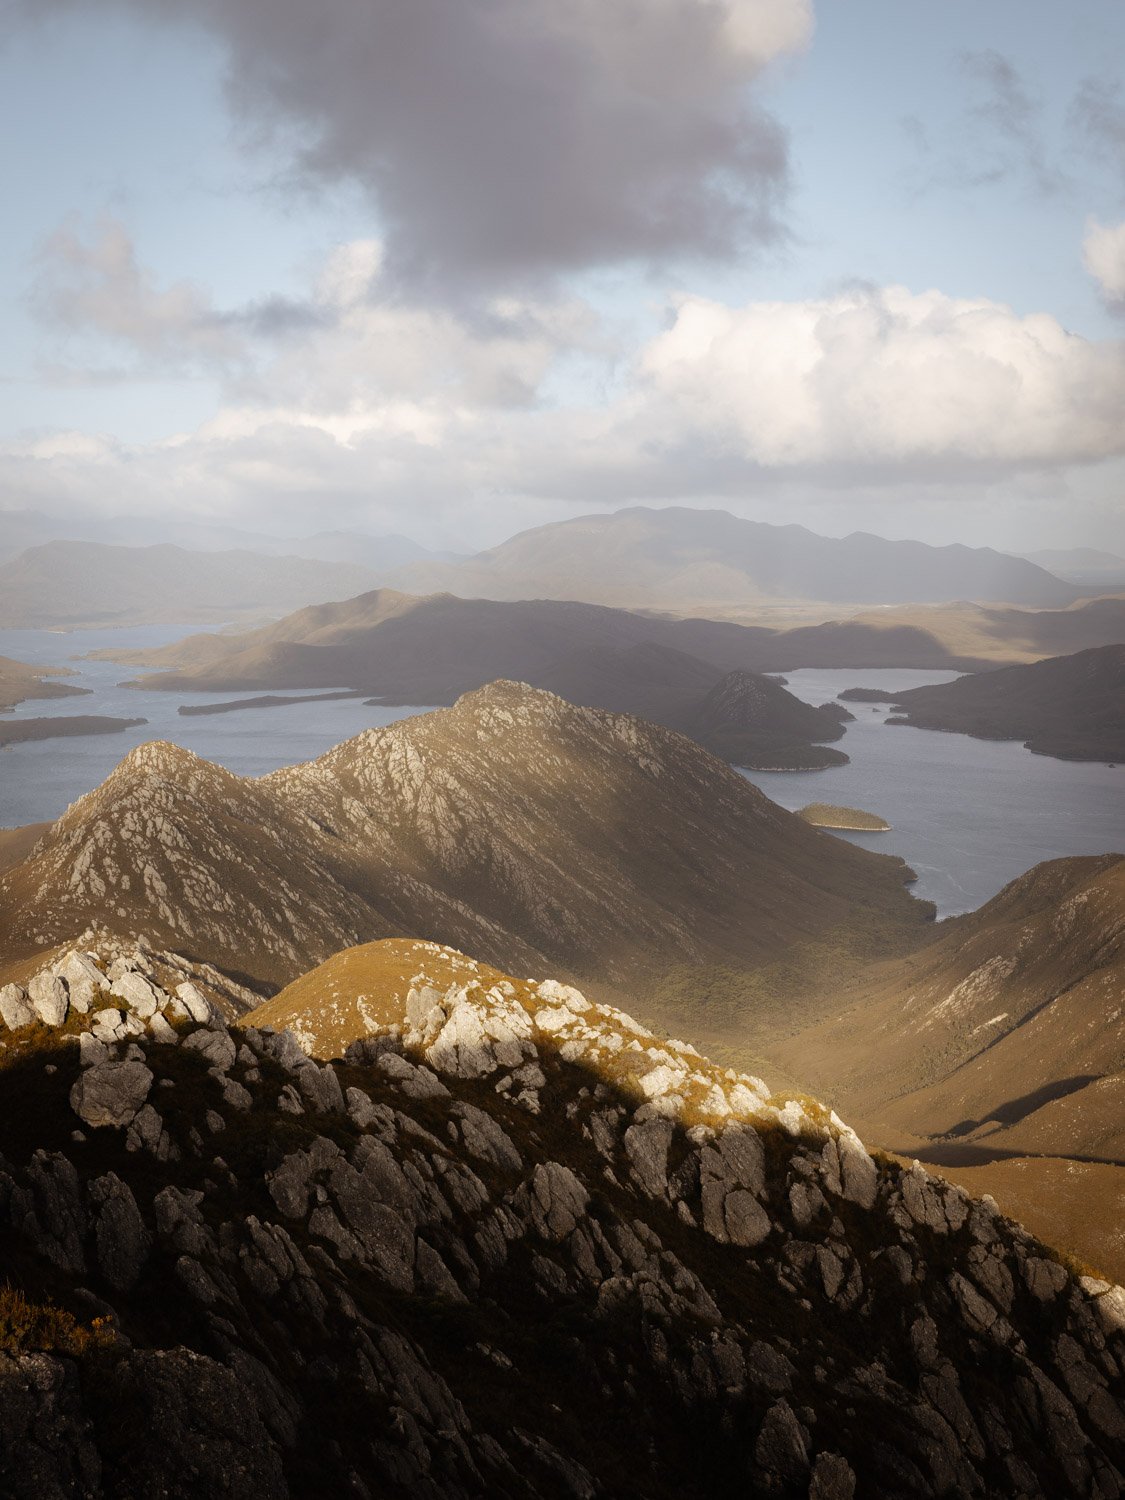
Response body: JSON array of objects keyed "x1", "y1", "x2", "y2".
[{"x1": 941, "y1": 1075, "x2": 1101, "y2": 1138}]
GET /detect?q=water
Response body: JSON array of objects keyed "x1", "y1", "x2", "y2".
[
  {"x1": 738, "y1": 667, "x2": 1125, "y2": 917},
  {"x1": 0, "y1": 624, "x2": 437, "y2": 827}
]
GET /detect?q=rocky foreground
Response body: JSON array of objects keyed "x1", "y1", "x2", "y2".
[{"x1": 0, "y1": 939, "x2": 1122, "y2": 1498}]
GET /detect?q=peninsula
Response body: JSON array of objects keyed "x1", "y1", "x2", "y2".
[{"x1": 843, "y1": 644, "x2": 1125, "y2": 763}]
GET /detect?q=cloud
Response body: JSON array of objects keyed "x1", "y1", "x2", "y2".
[
  {"x1": 901, "y1": 52, "x2": 1070, "y2": 200},
  {"x1": 30, "y1": 216, "x2": 331, "y2": 378},
  {"x1": 956, "y1": 50, "x2": 1065, "y2": 195},
  {"x1": 7, "y1": 283, "x2": 1125, "y2": 537},
  {"x1": 623, "y1": 286, "x2": 1125, "y2": 473},
  {"x1": 31, "y1": 217, "x2": 245, "y2": 370},
  {"x1": 19, "y1": 0, "x2": 811, "y2": 291},
  {"x1": 1084, "y1": 217, "x2": 1125, "y2": 308},
  {"x1": 232, "y1": 240, "x2": 601, "y2": 415},
  {"x1": 1069, "y1": 75, "x2": 1125, "y2": 183},
  {"x1": 30, "y1": 222, "x2": 593, "y2": 410}
]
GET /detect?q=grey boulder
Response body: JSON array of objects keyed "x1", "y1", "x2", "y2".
[{"x1": 70, "y1": 1061, "x2": 154, "y2": 1129}]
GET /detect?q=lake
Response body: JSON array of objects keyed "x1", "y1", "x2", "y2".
[
  {"x1": 2, "y1": 634, "x2": 1121, "y2": 918},
  {"x1": 0, "y1": 623, "x2": 438, "y2": 828},
  {"x1": 739, "y1": 667, "x2": 1125, "y2": 917}
]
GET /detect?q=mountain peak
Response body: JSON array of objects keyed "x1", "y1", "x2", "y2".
[{"x1": 1, "y1": 690, "x2": 929, "y2": 987}]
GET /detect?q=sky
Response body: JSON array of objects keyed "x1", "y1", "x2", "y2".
[{"x1": 1, "y1": 0, "x2": 1123, "y2": 554}]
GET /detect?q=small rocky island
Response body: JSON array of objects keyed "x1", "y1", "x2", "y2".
[{"x1": 797, "y1": 802, "x2": 891, "y2": 831}]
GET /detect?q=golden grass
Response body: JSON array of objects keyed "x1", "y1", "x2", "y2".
[{"x1": 0, "y1": 1284, "x2": 114, "y2": 1358}]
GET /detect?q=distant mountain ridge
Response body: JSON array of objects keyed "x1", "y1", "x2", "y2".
[
  {"x1": 0, "y1": 507, "x2": 450, "y2": 570},
  {"x1": 0, "y1": 539, "x2": 384, "y2": 628},
  {"x1": 1019, "y1": 547, "x2": 1125, "y2": 587},
  {"x1": 388, "y1": 505, "x2": 1080, "y2": 608}
]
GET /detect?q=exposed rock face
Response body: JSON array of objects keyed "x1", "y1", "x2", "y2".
[
  {"x1": 0, "y1": 683, "x2": 930, "y2": 990},
  {"x1": 0, "y1": 937, "x2": 1120, "y2": 1498}
]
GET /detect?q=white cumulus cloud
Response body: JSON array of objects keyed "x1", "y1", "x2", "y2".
[
  {"x1": 623, "y1": 285, "x2": 1125, "y2": 473},
  {"x1": 1083, "y1": 217, "x2": 1125, "y2": 308}
]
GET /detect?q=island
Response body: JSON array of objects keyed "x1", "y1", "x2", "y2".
[
  {"x1": 178, "y1": 690, "x2": 367, "y2": 717},
  {"x1": 797, "y1": 803, "x2": 891, "y2": 831},
  {"x1": 837, "y1": 688, "x2": 903, "y2": 704},
  {"x1": 0, "y1": 715, "x2": 148, "y2": 748}
]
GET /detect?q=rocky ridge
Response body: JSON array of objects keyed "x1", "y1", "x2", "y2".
[
  {"x1": 0, "y1": 937, "x2": 1121, "y2": 1497},
  {"x1": 0, "y1": 682, "x2": 930, "y2": 990}
]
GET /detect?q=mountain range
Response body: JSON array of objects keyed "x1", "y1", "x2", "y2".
[
  {"x1": 388, "y1": 506, "x2": 1082, "y2": 609},
  {"x1": 0, "y1": 507, "x2": 450, "y2": 571},
  {"x1": 0, "y1": 683, "x2": 929, "y2": 992},
  {"x1": 3, "y1": 505, "x2": 1105, "y2": 632}
]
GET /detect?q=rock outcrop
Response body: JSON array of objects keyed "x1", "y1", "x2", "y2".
[{"x1": 0, "y1": 937, "x2": 1120, "y2": 1498}]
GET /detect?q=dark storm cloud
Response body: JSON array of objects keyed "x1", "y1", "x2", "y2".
[{"x1": 16, "y1": 0, "x2": 811, "y2": 293}]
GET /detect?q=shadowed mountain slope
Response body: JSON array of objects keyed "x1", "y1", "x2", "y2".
[
  {"x1": 531, "y1": 641, "x2": 850, "y2": 768},
  {"x1": 0, "y1": 683, "x2": 929, "y2": 993},
  {"x1": 102, "y1": 590, "x2": 1125, "y2": 728},
  {"x1": 0, "y1": 934, "x2": 1121, "y2": 1495},
  {"x1": 102, "y1": 593, "x2": 857, "y2": 767},
  {"x1": 387, "y1": 506, "x2": 1079, "y2": 609},
  {"x1": 97, "y1": 590, "x2": 791, "y2": 691},
  {"x1": 768, "y1": 854, "x2": 1125, "y2": 1167},
  {"x1": 846, "y1": 645, "x2": 1125, "y2": 762}
]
